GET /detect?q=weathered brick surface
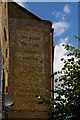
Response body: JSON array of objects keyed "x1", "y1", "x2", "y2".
[
  {"x1": 0, "y1": 3, "x2": 2, "y2": 119},
  {"x1": 1, "y1": 2, "x2": 53, "y2": 119}
]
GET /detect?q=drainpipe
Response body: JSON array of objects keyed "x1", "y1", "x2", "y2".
[
  {"x1": 49, "y1": 22, "x2": 54, "y2": 117},
  {"x1": 51, "y1": 28, "x2": 54, "y2": 100},
  {"x1": 49, "y1": 22, "x2": 54, "y2": 100},
  {"x1": 49, "y1": 22, "x2": 55, "y2": 116}
]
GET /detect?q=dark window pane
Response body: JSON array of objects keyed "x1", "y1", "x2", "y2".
[
  {"x1": 4, "y1": 27, "x2": 7, "y2": 41},
  {"x1": 6, "y1": 49, "x2": 8, "y2": 58}
]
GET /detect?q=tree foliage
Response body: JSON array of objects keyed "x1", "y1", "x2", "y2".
[
  {"x1": 37, "y1": 36, "x2": 80, "y2": 120},
  {"x1": 54, "y1": 36, "x2": 80, "y2": 120}
]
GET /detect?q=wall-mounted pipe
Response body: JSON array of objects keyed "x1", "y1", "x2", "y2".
[
  {"x1": 51, "y1": 28, "x2": 54, "y2": 100},
  {"x1": 49, "y1": 22, "x2": 54, "y2": 100}
]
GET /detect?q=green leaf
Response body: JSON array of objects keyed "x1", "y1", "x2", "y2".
[
  {"x1": 62, "y1": 67, "x2": 65, "y2": 70},
  {"x1": 78, "y1": 60, "x2": 80, "y2": 65},
  {"x1": 64, "y1": 64, "x2": 67, "y2": 68},
  {"x1": 54, "y1": 72, "x2": 57, "y2": 75},
  {"x1": 67, "y1": 53, "x2": 72, "y2": 56},
  {"x1": 78, "y1": 38, "x2": 80, "y2": 41},
  {"x1": 55, "y1": 78, "x2": 58, "y2": 82},
  {"x1": 61, "y1": 58, "x2": 64, "y2": 61},
  {"x1": 59, "y1": 78, "x2": 62, "y2": 82},
  {"x1": 71, "y1": 62, "x2": 74, "y2": 65},
  {"x1": 64, "y1": 60, "x2": 67, "y2": 63},
  {"x1": 65, "y1": 45, "x2": 69, "y2": 50},
  {"x1": 71, "y1": 57, "x2": 74, "y2": 61},
  {"x1": 76, "y1": 69, "x2": 78, "y2": 72},
  {"x1": 62, "y1": 44, "x2": 65, "y2": 46},
  {"x1": 68, "y1": 59, "x2": 71, "y2": 62},
  {"x1": 74, "y1": 36, "x2": 78, "y2": 39}
]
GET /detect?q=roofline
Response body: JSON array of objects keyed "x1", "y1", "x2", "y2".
[
  {"x1": 9, "y1": 1, "x2": 42, "y2": 21},
  {"x1": 7, "y1": 1, "x2": 52, "y2": 25}
]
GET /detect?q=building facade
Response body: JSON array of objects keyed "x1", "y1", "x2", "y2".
[
  {"x1": 0, "y1": 1, "x2": 54, "y2": 119},
  {"x1": 0, "y1": 2, "x2": 2, "y2": 119}
]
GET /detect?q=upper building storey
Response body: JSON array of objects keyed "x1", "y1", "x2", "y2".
[{"x1": 0, "y1": 1, "x2": 54, "y2": 119}]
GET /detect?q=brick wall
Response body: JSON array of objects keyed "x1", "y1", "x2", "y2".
[
  {"x1": 0, "y1": 3, "x2": 2, "y2": 119},
  {"x1": 2, "y1": 2, "x2": 52, "y2": 119}
]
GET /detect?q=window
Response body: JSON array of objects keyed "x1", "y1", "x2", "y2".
[
  {"x1": 4, "y1": 27, "x2": 7, "y2": 41},
  {"x1": 6, "y1": 49, "x2": 8, "y2": 58},
  {"x1": 4, "y1": 3, "x2": 6, "y2": 32}
]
